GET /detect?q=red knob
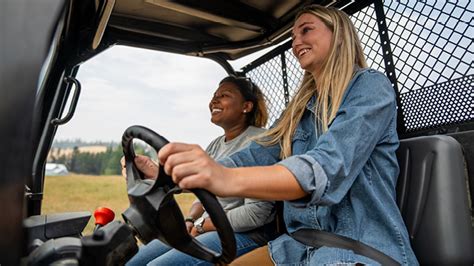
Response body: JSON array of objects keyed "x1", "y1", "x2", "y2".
[{"x1": 94, "y1": 207, "x2": 115, "y2": 226}]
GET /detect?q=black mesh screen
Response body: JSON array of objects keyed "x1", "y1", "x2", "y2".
[
  {"x1": 243, "y1": 1, "x2": 473, "y2": 133},
  {"x1": 401, "y1": 75, "x2": 473, "y2": 130},
  {"x1": 247, "y1": 55, "x2": 286, "y2": 124}
]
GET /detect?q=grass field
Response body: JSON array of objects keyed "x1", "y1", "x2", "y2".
[{"x1": 42, "y1": 174, "x2": 196, "y2": 235}]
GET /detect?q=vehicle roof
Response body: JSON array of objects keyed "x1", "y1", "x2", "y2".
[{"x1": 105, "y1": 0, "x2": 372, "y2": 61}]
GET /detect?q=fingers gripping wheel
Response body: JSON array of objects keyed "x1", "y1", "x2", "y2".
[{"x1": 121, "y1": 125, "x2": 236, "y2": 264}]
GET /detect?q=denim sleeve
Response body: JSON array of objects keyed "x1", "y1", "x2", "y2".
[
  {"x1": 217, "y1": 139, "x2": 281, "y2": 168},
  {"x1": 226, "y1": 198, "x2": 275, "y2": 232},
  {"x1": 278, "y1": 70, "x2": 397, "y2": 206}
]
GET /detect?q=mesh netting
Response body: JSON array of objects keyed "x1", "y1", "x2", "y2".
[
  {"x1": 243, "y1": 1, "x2": 473, "y2": 133},
  {"x1": 400, "y1": 75, "x2": 473, "y2": 130}
]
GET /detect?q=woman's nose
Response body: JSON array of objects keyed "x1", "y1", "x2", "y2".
[
  {"x1": 210, "y1": 97, "x2": 219, "y2": 105},
  {"x1": 213, "y1": 95, "x2": 222, "y2": 102},
  {"x1": 292, "y1": 38, "x2": 302, "y2": 56}
]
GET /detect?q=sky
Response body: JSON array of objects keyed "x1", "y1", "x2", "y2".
[{"x1": 55, "y1": 45, "x2": 268, "y2": 148}]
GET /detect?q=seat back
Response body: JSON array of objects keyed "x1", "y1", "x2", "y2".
[{"x1": 396, "y1": 135, "x2": 474, "y2": 265}]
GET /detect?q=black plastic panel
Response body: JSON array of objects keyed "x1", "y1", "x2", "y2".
[
  {"x1": 449, "y1": 131, "x2": 474, "y2": 218},
  {"x1": 0, "y1": 1, "x2": 66, "y2": 264},
  {"x1": 23, "y1": 212, "x2": 91, "y2": 243},
  {"x1": 396, "y1": 135, "x2": 474, "y2": 265}
]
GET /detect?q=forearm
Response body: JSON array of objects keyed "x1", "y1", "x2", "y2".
[
  {"x1": 187, "y1": 201, "x2": 204, "y2": 219},
  {"x1": 226, "y1": 164, "x2": 307, "y2": 200}
]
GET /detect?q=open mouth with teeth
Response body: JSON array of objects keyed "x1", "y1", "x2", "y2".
[
  {"x1": 211, "y1": 108, "x2": 223, "y2": 115},
  {"x1": 298, "y1": 48, "x2": 310, "y2": 58}
]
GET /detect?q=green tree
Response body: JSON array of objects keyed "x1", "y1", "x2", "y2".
[
  {"x1": 69, "y1": 146, "x2": 79, "y2": 172},
  {"x1": 102, "y1": 146, "x2": 123, "y2": 175}
]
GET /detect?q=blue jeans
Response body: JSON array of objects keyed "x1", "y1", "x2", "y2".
[{"x1": 126, "y1": 231, "x2": 260, "y2": 266}]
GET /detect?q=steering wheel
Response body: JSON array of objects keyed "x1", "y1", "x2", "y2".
[{"x1": 121, "y1": 125, "x2": 236, "y2": 264}]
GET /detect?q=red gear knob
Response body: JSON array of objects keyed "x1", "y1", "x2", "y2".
[{"x1": 94, "y1": 207, "x2": 115, "y2": 226}]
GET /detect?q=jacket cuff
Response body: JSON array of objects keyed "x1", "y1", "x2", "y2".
[{"x1": 277, "y1": 154, "x2": 328, "y2": 205}]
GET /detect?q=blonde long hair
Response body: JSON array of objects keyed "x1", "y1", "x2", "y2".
[{"x1": 258, "y1": 5, "x2": 367, "y2": 159}]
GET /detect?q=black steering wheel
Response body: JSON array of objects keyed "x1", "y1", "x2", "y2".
[{"x1": 121, "y1": 125, "x2": 236, "y2": 264}]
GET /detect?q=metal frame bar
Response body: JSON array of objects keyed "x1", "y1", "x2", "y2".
[
  {"x1": 280, "y1": 52, "x2": 290, "y2": 106},
  {"x1": 373, "y1": 0, "x2": 406, "y2": 133}
]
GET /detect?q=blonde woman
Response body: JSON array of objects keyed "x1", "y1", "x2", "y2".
[{"x1": 156, "y1": 5, "x2": 418, "y2": 265}]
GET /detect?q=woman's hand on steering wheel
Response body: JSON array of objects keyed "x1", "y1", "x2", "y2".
[
  {"x1": 121, "y1": 154, "x2": 159, "y2": 179},
  {"x1": 158, "y1": 143, "x2": 234, "y2": 197}
]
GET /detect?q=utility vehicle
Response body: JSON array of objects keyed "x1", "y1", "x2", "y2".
[{"x1": 1, "y1": 0, "x2": 472, "y2": 265}]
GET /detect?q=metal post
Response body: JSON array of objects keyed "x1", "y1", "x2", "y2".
[
  {"x1": 280, "y1": 52, "x2": 290, "y2": 106},
  {"x1": 373, "y1": 0, "x2": 407, "y2": 133}
]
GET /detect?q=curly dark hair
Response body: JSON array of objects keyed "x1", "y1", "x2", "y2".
[{"x1": 219, "y1": 75, "x2": 269, "y2": 127}]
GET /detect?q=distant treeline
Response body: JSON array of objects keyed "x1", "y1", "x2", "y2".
[
  {"x1": 50, "y1": 141, "x2": 155, "y2": 175},
  {"x1": 52, "y1": 139, "x2": 118, "y2": 149}
]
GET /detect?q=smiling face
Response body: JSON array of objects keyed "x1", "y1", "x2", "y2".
[
  {"x1": 209, "y1": 81, "x2": 251, "y2": 130},
  {"x1": 292, "y1": 13, "x2": 333, "y2": 77}
]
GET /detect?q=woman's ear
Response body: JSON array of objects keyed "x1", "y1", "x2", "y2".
[{"x1": 243, "y1": 101, "x2": 254, "y2": 113}]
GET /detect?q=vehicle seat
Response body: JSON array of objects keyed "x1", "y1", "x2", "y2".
[{"x1": 396, "y1": 135, "x2": 474, "y2": 265}]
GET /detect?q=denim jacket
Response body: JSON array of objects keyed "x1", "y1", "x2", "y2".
[{"x1": 218, "y1": 68, "x2": 418, "y2": 265}]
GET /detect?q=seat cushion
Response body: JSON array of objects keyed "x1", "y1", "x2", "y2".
[{"x1": 229, "y1": 245, "x2": 273, "y2": 266}]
